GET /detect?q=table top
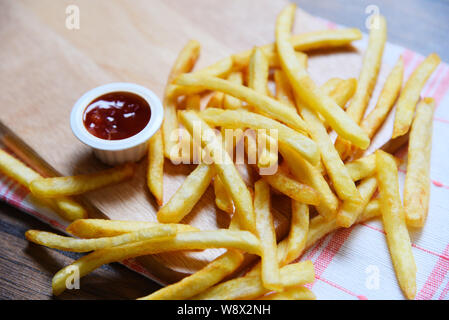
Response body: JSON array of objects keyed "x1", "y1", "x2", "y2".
[{"x1": 1, "y1": 0, "x2": 448, "y2": 300}]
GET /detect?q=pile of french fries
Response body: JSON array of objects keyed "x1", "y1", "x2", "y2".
[{"x1": 1, "y1": 3, "x2": 441, "y2": 300}]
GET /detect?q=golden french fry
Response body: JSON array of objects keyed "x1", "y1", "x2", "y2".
[
  {"x1": 284, "y1": 200, "x2": 309, "y2": 264},
  {"x1": 306, "y1": 199, "x2": 380, "y2": 250},
  {"x1": 147, "y1": 130, "x2": 164, "y2": 206},
  {"x1": 185, "y1": 94, "x2": 201, "y2": 110},
  {"x1": 162, "y1": 40, "x2": 201, "y2": 159},
  {"x1": 281, "y1": 146, "x2": 338, "y2": 219},
  {"x1": 0, "y1": 149, "x2": 87, "y2": 220},
  {"x1": 297, "y1": 96, "x2": 361, "y2": 202},
  {"x1": 223, "y1": 72, "x2": 243, "y2": 110},
  {"x1": 248, "y1": 47, "x2": 270, "y2": 95},
  {"x1": 254, "y1": 180, "x2": 281, "y2": 291},
  {"x1": 345, "y1": 153, "x2": 376, "y2": 181},
  {"x1": 192, "y1": 261, "x2": 315, "y2": 300},
  {"x1": 361, "y1": 57, "x2": 404, "y2": 139},
  {"x1": 67, "y1": 219, "x2": 198, "y2": 238},
  {"x1": 139, "y1": 250, "x2": 243, "y2": 300},
  {"x1": 157, "y1": 163, "x2": 215, "y2": 223},
  {"x1": 199, "y1": 108, "x2": 319, "y2": 165},
  {"x1": 404, "y1": 98, "x2": 434, "y2": 227},
  {"x1": 214, "y1": 176, "x2": 234, "y2": 214},
  {"x1": 392, "y1": 53, "x2": 440, "y2": 138},
  {"x1": 232, "y1": 28, "x2": 362, "y2": 69},
  {"x1": 376, "y1": 150, "x2": 416, "y2": 299},
  {"x1": 175, "y1": 74, "x2": 309, "y2": 134},
  {"x1": 52, "y1": 230, "x2": 261, "y2": 295},
  {"x1": 261, "y1": 165, "x2": 320, "y2": 205},
  {"x1": 331, "y1": 78, "x2": 357, "y2": 109},
  {"x1": 274, "y1": 69, "x2": 296, "y2": 110},
  {"x1": 26, "y1": 225, "x2": 177, "y2": 252},
  {"x1": 29, "y1": 163, "x2": 134, "y2": 198},
  {"x1": 256, "y1": 130, "x2": 278, "y2": 168},
  {"x1": 206, "y1": 91, "x2": 224, "y2": 108},
  {"x1": 179, "y1": 111, "x2": 256, "y2": 233},
  {"x1": 336, "y1": 176, "x2": 378, "y2": 228},
  {"x1": 275, "y1": 4, "x2": 369, "y2": 149},
  {"x1": 258, "y1": 286, "x2": 316, "y2": 300}
]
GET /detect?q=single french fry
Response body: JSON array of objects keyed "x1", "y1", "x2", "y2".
[
  {"x1": 29, "y1": 163, "x2": 134, "y2": 198},
  {"x1": 345, "y1": 153, "x2": 376, "y2": 181},
  {"x1": 147, "y1": 130, "x2": 164, "y2": 206},
  {"x1": 331, "y1": 78, "x2": 358, "y2": 109},
  {"x1": 139, "y1": 250, "x2": 243, "y2": 300},
  {"x1": 0, "y1": 150, "x2": 87, "y2": 220},
  {"x1": 175, "y1": 74, "x2": 309, "y2": 134},
  {"x1": 376, "y1": 150, "x2": 416, "y2": 299},
  {"x1": 258, "y1": 286, "x2": 316, "y2": 300},
  {"x1": 199, "y1": 108, "x2": 319, "y2": 166},
  {"x1": 284, "y1": 200, "x2": 309, "y2": 264},
  {"x1": 361, "y1": 57, "x2": 404, "y2": 139},
  {"x1": 232, "y1": 28, "x2": 362, "y2": 69},
  {"x1": 52, "y1": 230, "x2": 261, "y2": 295},
  {"x1": 256, "y1": 130, "x2": 278, "y2": 168},
  {"x1": 179, "y1": 111, "x2": 256, "y2": 233},
  {"x1": 281, "y1": 146, "x2": 339, "y2": 220},
  {"x1": 392, "y1": 53, "x2": 440, "y2": 138},
  {"x1": 248, "y1": 47, "x2": 270, "y2": 95},
  {"x1": 306, "y1": 199, "x2": 380, "y2": 250},
  {"x1": 214, "y1": 176, "x2": 233, "y2": 214},
  {"x1": 404, "y1": 98, "x2": 434, "y2": 227},
  {"x1": 67, "y1": 219, "x2": 198, "y2": 238},
  {"x1": 192, "y1": 261, "x2": 315, "y2": 300},
  {"x1": 185, "y1": 94, "x2": 201, "y2": 110},
  {"x1": 26, "y1": 225, "x2": 177, "y2": 252},
  {"x1": 157, "y1": 163, "x2": 215, "y2": 223},
  {"x1": 162, "y1": 40, "x2": 201, "y2": 159},
  {"x1": 206, "y1": 91, "x2": 224, "y2": 108},
  {"x1": 261, "y1": 166, "x2": 320, "y2": 205},
  {"x1": 296, "y1": 96, "x2": 361, "y2": 202},
  {"x1": 254, "y1": 180, "x2": 282, "y2": 291},
  {"x1": 223, "y1": 72, "x2": 243, "y2": 110},
  {"x1": 275, "y1": 4, "x2": 369, "y2": 149},
  {"x1": 274, "y1": 69, "x2": 296, "y2": 110},
  {"x1": 336, "y1": 176, "x2": 378, "y2": 228}
]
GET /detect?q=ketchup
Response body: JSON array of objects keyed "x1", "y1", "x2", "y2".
[{"x1": 83, "y1": 92, "x2": 151, "y2": 140}]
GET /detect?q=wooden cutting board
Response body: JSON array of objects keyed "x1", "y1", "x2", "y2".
[{"x1": 0, "y1": 0, "x2": 394, "y2": 283}]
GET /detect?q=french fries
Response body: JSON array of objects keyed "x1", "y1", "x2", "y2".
[
  {"x1": 179, "y1": 110, "x2": 256, "y2": 233},
  {"x1": 26, "y1": 225, "x2": 177, "y2": 252},
  {"x1": 275, "y1": 4, "x2": 370, "y2": 149},
  {"x1": 29, "y1": 163, "x2": 134, "y2": 197},
  {"x1": 223, "y1": 72, "x2": 243, "y2": 110},
  {"x1": 254, "y1": 180, "x2": 281, "y2": 291},
  {"x1": 0, "y1": 149, "x2": 87, "y2": 221},
  {"x1": 206, "y1": 91, "x2": 224, "y2": 108},
  {"x1": 213, "y1": 176, "x2": 233, "y2": 214},
  {"x1": 157, "y1": 163, "x2": 215, "y2": 223},
  {"x1": 67, "y1": 219, "x2": 198, "y2": 238},
  {"x1": 327, "y1": 78, "x2": 357, "y2": 109},
  {"x1": 162, "y1": 40, "x2": 201, "y2": 159},
  {"x1": 376, "y1": 150, "x2": 416, "y2": 299},
  {"x1": 139, "y1": 250, "x2": 243, "y2": 300},
  {"x1": 404, "y1": 98, "x2": 434, "y2": 227},
  {"x1": 284, "y1": 200, "x2": 309, "y2": 264},
  {"x1": 261, "y1": 166, "x2": 320, "y2": 205},
  {"x1": 199, "y1": 108, "x2": 319, "y2": 165},
  {"x1": 361, "y1": 56, "x2": 404, "y2": 139},
  {"x1": 52, "y1": 230, "x2": 261, "y2": 295},
  {"x1": 148, "y1": 130, "x2": 164, "y2": 206},
  {"x1": 232, "y1": 28, "x2": 362, "y2": 69},
  {"x1": 392, "y1": 53, "x2": 440, "y2": 138},
  {"x1": 185, "y1": 94, "x2": 201, "y2": 110},
  {"x1": 336, "y1": 176, "x2": 378, "y2": 228},
  {"x1": 192, "y1": 261, "x2": 315, "y2": 300},
  {"x1": 256, "y1": 130, "x2": 278, "y2": 168},
  {"x1": 248, "y1": 47, "x2": 270, "y2": 95},
  {"x1": 258, "y1": 286, "x2": 316, "y2": 300},
  {"x1": 274, "y1": 69, "x2": 296, "y2": 110},
  {"x1": 175, "y1": 74, "x2": 310, "y2": 134}
]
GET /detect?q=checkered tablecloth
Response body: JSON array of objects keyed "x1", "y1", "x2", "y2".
[{"x1": 1, "y1": 18, "x2": 448, "y2": 300}]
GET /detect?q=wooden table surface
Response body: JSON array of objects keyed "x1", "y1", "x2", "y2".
[{"x1": 1, "y1": 0, "x2": 448, "y2": 300}]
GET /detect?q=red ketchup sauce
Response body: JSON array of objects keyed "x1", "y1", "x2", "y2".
[{"x1": 83, "y1": 92, "x2": 151, "y2": 140}]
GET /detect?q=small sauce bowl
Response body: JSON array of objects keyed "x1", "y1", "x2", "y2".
[{"x1": 70, "y1": 82, "x2": 163, "y2": 165}]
